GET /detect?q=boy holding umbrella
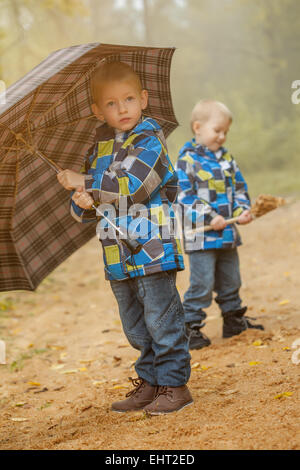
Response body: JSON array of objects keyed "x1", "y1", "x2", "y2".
[{"x1": 57, "y1": 61, "x2": 193, "y2": 415}]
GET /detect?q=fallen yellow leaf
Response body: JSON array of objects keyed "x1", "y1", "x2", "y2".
[
  {"x1": 112, "y1": 384, "x2": 128, "y2": 390},
  {"x1": 282, "y1": 347, "x2": 291, "y2": 351},
  {"x1": 78, "y1": 367, "x2": 87, "y2": 372},
  {"x1": 274, "y1": 392, "x2": 293, "y2": 399},
  {"x1": 279, "y1": 300, "x2": 290, "y2": 306},
  {"x1": 92, "y1": 380, "x2": 106, "y2": 387},
  {"x1": 128, "y1": 413, "x2": 147, "y2": 422},
  {"x1": 252, "y1": 340, "x2": 263, "y2": 347},
  {"x1": 248, "y1": 361, "x2": 261, "y2": 366},
  {"x1": 191, "y1": 362, "x2": 200, "y2": 369},
  {"x1": 27, "y1": 381, "x2": 41, "y2": 386},
  {"x1": 47, "y1": 344, "x2": 65, "y2": 350},
  {"x1": 191, "y1": 362, "x2": 210, "y2": 371},
  {"x1": 60, "y1": 369, "x2": 78, "y2": 374},
  {"x1": 50, "y1": 364, "x2": 65, "y2": 370},
  {"x1": 12, "y1": 328, "x2": 21, "y2": 335}
]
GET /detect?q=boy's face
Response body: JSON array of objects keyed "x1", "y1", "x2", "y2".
[
  {"x1": 193, "y1": 112, "x2": 231, "y2": 152},
  {"x1": 92, "y1": 79, "x2": 148, "y2": 132}
]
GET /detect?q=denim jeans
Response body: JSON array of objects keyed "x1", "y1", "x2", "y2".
[
  {"x1": 110, "y1": 270, "x2": 191, "y2": 387},
  {"x1": 183, "y1": 248, "x2": 242, "y2": 325}
]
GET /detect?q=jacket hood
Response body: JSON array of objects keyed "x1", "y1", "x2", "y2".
[
  {"x1": 178, "y1": 139, "x2": 227, "y2": 159},
  {"x1": 178, "y1": 139, "x2": 195, "y2": 158},
  {"x1": 131, "y1": 116, "x2": 162, "y2": 135}
]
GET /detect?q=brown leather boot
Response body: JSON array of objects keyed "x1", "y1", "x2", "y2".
[
  {"x1": 144, "y1": 385, "x2": 193, "y2": 415},
  {"x1": 111, "y1": 377, "x2": 157, "y2": 412}
]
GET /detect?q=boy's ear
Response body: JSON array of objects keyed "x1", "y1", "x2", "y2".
[
  {"x1": 192, "y1": 120, "x2": 202, "y2": 134},
  {"x1": 141, "y1": 89, "x2": 148, "y2": 110},
  {"x1": 91, "y1": 102, "x2": 105, "y2": 121}
]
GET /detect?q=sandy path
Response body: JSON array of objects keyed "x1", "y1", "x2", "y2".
[{"x1": 0, "y1": 200, "x2": 299, "y2": 450}]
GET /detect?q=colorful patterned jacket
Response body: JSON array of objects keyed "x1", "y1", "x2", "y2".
[
  {"x1": 175, "y1": 139, "x2": 251, "y2": 252},
  {"x1": 70, "y1": 117, "x2": 184, "y2": 280}
]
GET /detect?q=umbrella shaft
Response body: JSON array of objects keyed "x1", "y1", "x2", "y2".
[
  {"x1": 35, "y1": 150, "x2": 61, "y2": 173},
  {"x1": 92, "y1": 204, "x2": 142, "y2": 255},
  {"x1": 34, "y1": 150, "x2": 142, "y2": 254},
  {"x1": 92, "y1": 204, "x2": 123, "y2": 235}
]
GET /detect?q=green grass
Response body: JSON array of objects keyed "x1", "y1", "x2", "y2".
[{"x1": 10, "y1": 348, "x2": 49, "y2": 372}]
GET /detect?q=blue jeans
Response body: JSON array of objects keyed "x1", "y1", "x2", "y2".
[
  {"x1": 110, "y1": 271, "x2": 191, "y2": 387},
  {"x1": 183, "y1": 249, "x2": 242, "y2": 325}
]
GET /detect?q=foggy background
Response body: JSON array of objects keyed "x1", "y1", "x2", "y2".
[{"x1": 0, "y1": 0, "x2": 299, "y2": 197}]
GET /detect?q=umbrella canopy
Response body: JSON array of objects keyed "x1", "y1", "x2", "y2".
[{"x1": 0, "y1": 43, "x2": 179, "y2": 292}]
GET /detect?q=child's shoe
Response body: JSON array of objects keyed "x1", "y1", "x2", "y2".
[
  {"x1": 222, "y1": 307, "x2": 264, "y2": 338},
  {"x1": 111, "y1": 377, "x2": 157, "y2": 412},
  {"x1": 144, "y1": 385, "x2": 193, "y2": 415},
  {"x1": 185, "y1": 322, "x2": 211, "y2": 350}
]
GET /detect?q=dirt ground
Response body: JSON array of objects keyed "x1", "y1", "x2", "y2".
[{"x1": 0, "y1": 200, "x2": 299, "y2": 450}]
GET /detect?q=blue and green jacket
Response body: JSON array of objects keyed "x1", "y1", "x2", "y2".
[
  {"x1": 70, "y1": 117, "x2": 184, "y2": 280},
  {"x1": 175, "y1": 139, "x2": 251, "y2": 252}
]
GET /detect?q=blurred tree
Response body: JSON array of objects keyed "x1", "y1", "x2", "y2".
[
  {"x1": 233, "y1": 0, "x2": 300, "y2": 119},
  {"x1": 0, "y1": 0, "x2": 299, "y2": 195},
  {"x1": 0, "y1": 0, "x2": 89, "y2": 84}
]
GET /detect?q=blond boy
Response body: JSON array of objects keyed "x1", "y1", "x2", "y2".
[
  {"x1": 176, "y1": 99, "x2": 264, "y2": 349},
  {"x1": 57, "y1": 62, "x2": 193, "y2": 414}
]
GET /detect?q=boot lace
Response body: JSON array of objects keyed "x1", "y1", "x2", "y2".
[
  {"x1": 155, "y1": 386, "x2": 173, "y2": 399},
  {"x1": 125, "y1": 377, "x2": 145, "y2": 397}
]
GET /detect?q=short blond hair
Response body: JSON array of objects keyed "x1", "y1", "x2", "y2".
[
  {"x1": 90, "y1": 61, "x2": 143, "y2": 103},
  {"x1": 190, "y1": 99, "x2": 233, "y2": 132}
]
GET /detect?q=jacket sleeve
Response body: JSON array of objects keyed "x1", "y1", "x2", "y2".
[
  {"x1": 176, "y1": 153, "x2": 218, "y2": 227},
  {"x1": 70, "y1": 147, "x2": 98, "y2": 224},
  {"x1": 84, "y1": 134, "x2": 169, "y2": 206},
  {"x1": 231, "y1": 158, "x2": 251, "y2": 218}
]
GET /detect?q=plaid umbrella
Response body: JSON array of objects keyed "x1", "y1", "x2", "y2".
[{"x1": 0, "y1": 43, "x2": 179, "y2": 292}]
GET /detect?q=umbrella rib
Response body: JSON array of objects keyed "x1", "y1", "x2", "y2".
[
  {"x1": 25, "y1": 85, "x2": 42, "y2": 145},
  {"x1": 0, "y1": 125, "x2": 61, "y2": 173},
  {"x1": 0, "y1": 87, "x2": 41, "y2": 163},
  {"x1": 10, "y1": 142, "x2": 20, "y2": 231},
  {"x1": 31, "y1": 114, "x2": 95, "y2": 134},
  {"x1": 0, "y1": 121, "x2": 23, "y2": 165}
]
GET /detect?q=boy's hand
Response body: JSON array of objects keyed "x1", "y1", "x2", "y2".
[
  {"x1": 210, "y1": 215, "x2": 227, "y2": 231},
  {"x1": 57, "y1": 170, "x2": 85, "y2": 190},
  {"x1": 237, "y1": 210, "x2": 253, "y2": 225},
  {"x1": 72, "y1": 187, "x2": 94, "y2": 209}
]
